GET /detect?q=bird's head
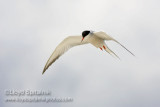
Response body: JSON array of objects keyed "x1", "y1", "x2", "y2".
[{"x1": 81, "y1": 30, "x2": 91, "y2": 42}]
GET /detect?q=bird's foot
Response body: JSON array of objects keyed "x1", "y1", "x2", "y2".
[
  {"x1": 100, "y1": 47, "x2": 103, "y2": 51},
  {"x1": 103, "y1": 45, "x2": 106, "y2": 49}
]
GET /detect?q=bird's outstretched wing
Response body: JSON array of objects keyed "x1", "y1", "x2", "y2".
[
  {"x1": 42, "y1": 36, "x2": 88, "y2": 74},
  {"x1": 94, "y1": 31, "x2": 135, "y2": 56}
]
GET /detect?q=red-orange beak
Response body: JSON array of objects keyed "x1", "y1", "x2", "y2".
[{"x1": 81, "y1": 37, "x2": 84, "y2": 42}]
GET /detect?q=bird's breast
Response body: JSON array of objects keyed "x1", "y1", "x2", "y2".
[{"x1": 88, "y1": 35, "x2": 104, "y2": 48}]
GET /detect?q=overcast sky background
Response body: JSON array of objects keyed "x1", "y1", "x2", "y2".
[{"x1": 0, "y1": 0, "x2": 160, "y2": 107}]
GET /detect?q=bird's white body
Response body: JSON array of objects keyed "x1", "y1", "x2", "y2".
[
  {"x1": 87, "y1": 34, "x2": 104, "y2": 48},
  {"x1": 42, "y1": 31, "x2": 134, "y2": 74}
]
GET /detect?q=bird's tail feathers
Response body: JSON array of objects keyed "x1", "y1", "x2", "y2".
[{"x1": 104, "y1": 45, "x2": 120, "y2": 59}]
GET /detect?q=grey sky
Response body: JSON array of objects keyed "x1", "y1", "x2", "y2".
[{"x1": 0, "y1": 0, "x2": 160, "y2": 107}]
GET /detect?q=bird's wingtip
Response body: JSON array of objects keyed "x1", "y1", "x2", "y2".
[
  {"x1": 42, "y1": 68, "x2": 46, "y2": 75},
  {"x1": 42, "y1": 72, "x2": 44, "y2": 75},
  {"x1": 132, "y1": 53, "x2": 136, "y2": 57}
]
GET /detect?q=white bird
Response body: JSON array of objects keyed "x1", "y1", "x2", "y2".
[{"x1": 42, "y1": 30, "x2": 134, "y2": 74}]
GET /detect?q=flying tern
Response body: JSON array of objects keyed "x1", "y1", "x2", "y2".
[{"x1": 42, "y1": 30, "x2": 134, "y2": 74}]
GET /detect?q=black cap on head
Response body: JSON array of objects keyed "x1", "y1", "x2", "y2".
[{"x1": 82, "y1": 30, "x2": 90, "y2": 38}]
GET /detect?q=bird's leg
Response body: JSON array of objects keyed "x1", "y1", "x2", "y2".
[
  {"x1": 99, "y1": 47, "x2": 103, "y2": 51},
  {"x1": 103, "y1": 45, "x2": 106, "y2": 49}
]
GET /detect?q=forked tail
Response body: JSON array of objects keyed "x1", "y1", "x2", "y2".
[{"x1": 103, "y1": 45, "x2": 120, "y2": 59}]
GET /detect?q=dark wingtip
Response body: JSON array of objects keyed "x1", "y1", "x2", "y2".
[
  {"x1": 42, "y1": 68, "x2": 46, "y2": 75},
  {"x1": 42, "y1": 72, "x2": 44, "y2": 75}
]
